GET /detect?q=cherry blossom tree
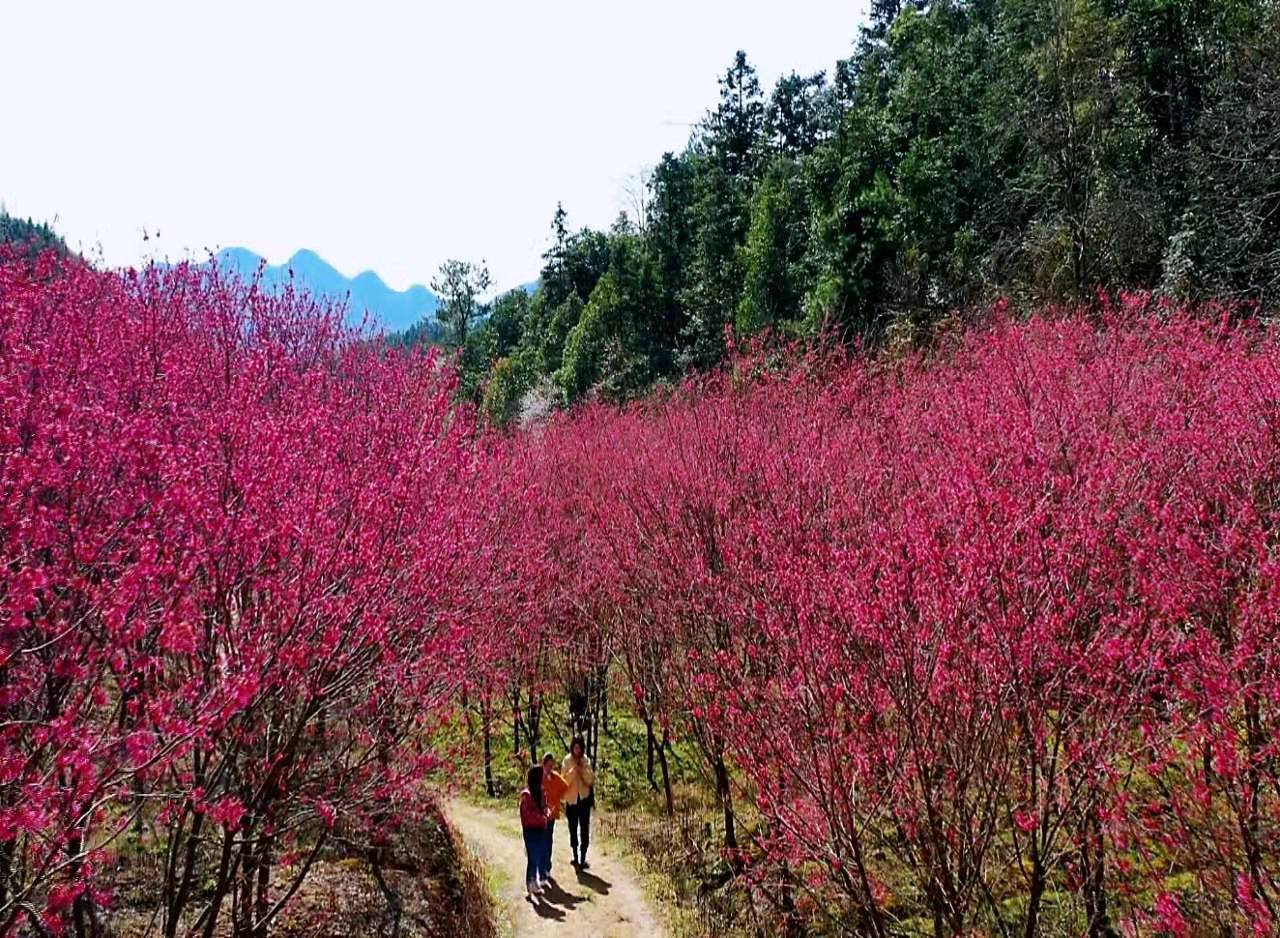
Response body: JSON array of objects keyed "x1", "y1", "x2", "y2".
[{"x1": 0, "y1": 255, "x2": 495, "y2": 937}]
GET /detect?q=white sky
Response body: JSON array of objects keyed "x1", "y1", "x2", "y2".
[{"x1": 4, "y1": 0, "x2": 866, "y2": 291}]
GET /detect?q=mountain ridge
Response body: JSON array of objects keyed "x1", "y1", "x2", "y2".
[{"x1": 214, "y1": 247, "x2": 439, "y2": 333}]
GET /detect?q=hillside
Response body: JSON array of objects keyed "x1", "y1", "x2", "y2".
[
  {"x1": 449, "y1": 1, "x2": 1280, "y2": 426},
  {"x1": 0, "y1": 210, "x2": 66, "y2": 258}
]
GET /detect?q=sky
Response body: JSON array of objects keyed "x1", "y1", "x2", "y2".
[{"x1": 4, "y1": 0, "x2": 867, "y2": 291}]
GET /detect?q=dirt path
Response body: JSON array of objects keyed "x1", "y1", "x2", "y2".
[{"x1": 446, "y1": 799, "x2": 666, "y2": 938}]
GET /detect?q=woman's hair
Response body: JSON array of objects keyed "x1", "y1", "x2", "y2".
[
  {"x1": 570, "y1": 736, "x2": 586, "y2": 758},
  {"x1": 527, "y1": 765, "x2": 545, "y2": 809},
  {"x1": 542, "y1": 751, "x2": 555, "y2": 765}
]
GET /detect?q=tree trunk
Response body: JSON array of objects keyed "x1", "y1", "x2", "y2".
[
  {"x1": 511, "y1": 686, "x2": 521, "y2": 756},
  {"x1": 165, "y1": 808, "x2": 206, "y2": 938},
  {"x1": 72, "y1": 889, "x2": 102, "y2": 938},
  {"x1": 197, "y1": 828, "x2": 237, "y2": 938},
  {"x1": 644, "y1": 715, "x2": 658, "y2": 791},
  {"x1": 779, "y1": 861, "x2": 803, "y2": 938},
  {"x1": 1022, "y1": 847, "x2": 1045, "y2": 938},
  {"x1": 482, "y1": 696, "x2": 496, "y2": 798},
  {"x1": 601, "y1": 670, "x2": 611, "y2": 735},
  {"x1": 251, "y1": 834, "x2": 272, "y2": 938},
  {"x1": 1080, "y1": 804, "x2": 1119, "y2": 938},
  {"x1": 713, "y1": 753, "x2": 738, "y2": 855},
  {"x1": 1240, "y1": 690, "x2": 1276, "y2": 920},
  {"x1": 371, "y1": 856, "x2": 403, "y2": 938},
  {"x1": 658, "y1": 728, "x2": 674, "y2": 817},
  {"x1": 234, "y1": 838, "x2": 256, "y2": 938},
  {"x1": 523, "y1": 692, "x2": 543, "y2": 759},
  {"x1": 0, "y1": 839, "x2": 11, "y2": 914}
]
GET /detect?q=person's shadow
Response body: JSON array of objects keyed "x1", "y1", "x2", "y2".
[
  {"x1": 529, "y1": 897, "x2": 566, "y2": 921},
  {"x1": 540, "y1": 877, "x2": 588, "y2": 909},
  {"x1": 575, "y1": 868, "x2": 612, "y2": 896}
]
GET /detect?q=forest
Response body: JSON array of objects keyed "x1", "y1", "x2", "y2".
[
  {"x1": 4, "y1": 0, "x2": 1280, "y2": 936},
  {"x1": 414, "y1": 0, "x2": 1280, "y2": 423}
]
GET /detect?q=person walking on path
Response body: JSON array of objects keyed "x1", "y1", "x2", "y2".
[
  {"x1": 541, "y1": 752, "x2": 568, "y2": 878},
  {"x1": 519, "y1": 765, "x2": 551, "y2": 901},
  {"x1": 562, "y1": 736, "x2": 596, "y2": 869}
]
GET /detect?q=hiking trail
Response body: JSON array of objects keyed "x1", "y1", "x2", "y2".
[{"x1": 446, "y1": 799, "x2": 667, "y2": 937}]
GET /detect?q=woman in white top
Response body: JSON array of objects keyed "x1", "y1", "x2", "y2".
[{"x1": 561, "y1": 736, "x2": 596, "y2": 868}]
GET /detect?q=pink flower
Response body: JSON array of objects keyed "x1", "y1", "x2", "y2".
[{"x1": 208, "y1": 797, "x2": 247, "y2": 831}]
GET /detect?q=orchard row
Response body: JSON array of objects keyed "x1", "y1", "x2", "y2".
[{"x1": 497, "y1": 298, "x2": 1280, "y2": 936}]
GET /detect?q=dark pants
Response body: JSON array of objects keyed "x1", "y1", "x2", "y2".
[
  {"x1": 543, "y1": 818, "x2": 556, "y2": 874},
  {"x1": 565, "y1": 800, "x2": 591, "y2": 862},
  {"x1": 523, "y1": 827, "x2": 547, "y2": 886}
]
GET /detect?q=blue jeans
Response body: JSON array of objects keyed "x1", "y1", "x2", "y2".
[{"x1": 523, "y1": 827, "x2": 548, "y2": 886}]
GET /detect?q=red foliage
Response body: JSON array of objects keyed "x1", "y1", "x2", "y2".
[
  {"x1": 7, "y1": 254, "x2": 1280, "y2": 938},
  {"x1": 499, "y1": 298, "x2": 1280, "y2": 934},
  {"x1": 0, "y1": 255, "x2": 498, "y2": 935}
]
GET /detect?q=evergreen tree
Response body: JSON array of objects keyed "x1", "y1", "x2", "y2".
[
  {"x1": 431, "y1": 259, "x2": 491, "y2": 348},
  {"x1": 765, "y1": 72, "x2": 832, "y2": 158},
  {"x1": 704, "y1": 51, "x2": 765, "y2": 178}
]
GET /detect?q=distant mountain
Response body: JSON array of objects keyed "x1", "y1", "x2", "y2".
[{"x1": 214, "y1": 247, "x2": 438, "y2": 333}]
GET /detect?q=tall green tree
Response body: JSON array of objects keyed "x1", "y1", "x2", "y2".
[
  {"x1": 1182, "y1": 5, "x2": 1280, "y2": 305},
  {"x1": 676, "y1": 53, "x2": 769, "y2": 366},
  {"x1": 738, "y1": 159, "x2": 816, "y2": 335},
  {"x1": 647, "y1": 153, "x2": 698, "y2": 353},
  {"x1": 431, "y1": 259, "x2": 491, "y2": 348},
  {"x1": 996, "y1": 0, "x2": 1163, "y2": 298},
  {"x1": 558, "y1": 228, "x2": 662, "y2": 400},
  {"x1": 764, "y1": 72, "x2": 831, "y2": 159},
  {"x1": 705, "y1": 51, "x2": 766, "y2": 178},
  {"x1": 457, "y1": 287, "x2": 530, "y2": 399},
  {"x1": 522, "y1": 208, "x2": 611, "y2": 374}
]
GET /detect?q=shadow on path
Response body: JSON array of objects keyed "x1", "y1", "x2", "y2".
[
  {"x1": 575, "y1": 869, "x2": 612, "y2": 896},
  {"x1": 540, "y1": 878, "x2": 587, "y2": 909},
  {"x1": 527, "y1": 896, "x2": 566, "y2": 921}
]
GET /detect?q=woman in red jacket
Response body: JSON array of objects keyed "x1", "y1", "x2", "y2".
[{"x1": 520, "y1": 765, "x2": 551, "y2": 900}]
